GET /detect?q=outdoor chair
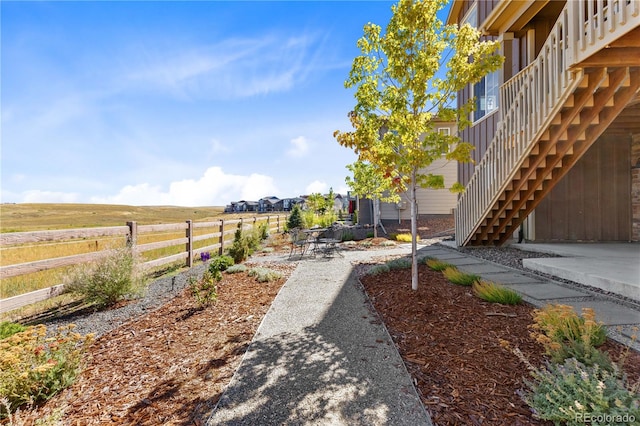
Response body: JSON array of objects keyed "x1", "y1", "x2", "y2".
[
  {"x1": 288, "y1": 228, "x2": 312, "y2": 259},
  {"x1": 317, "y1": 227, "x2": 344, "y2": 257}
]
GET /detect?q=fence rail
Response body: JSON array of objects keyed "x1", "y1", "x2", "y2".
[{"x1": 0, "y1": 214, "x2": 287, "y2": 313}]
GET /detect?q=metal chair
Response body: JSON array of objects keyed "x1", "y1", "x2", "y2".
[
  {"x1": 288, "y1": 228, "x2": 311, "y2": 259},
  {"x1": 317, "y1": 227, "x2": 344, "y2": 257}
]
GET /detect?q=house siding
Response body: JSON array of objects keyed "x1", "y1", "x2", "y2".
[
  {"x1": 380, "y1": 157, "x2": 459, "y2": 220},
  {"x1": 534, "y1": 132, "x2": 632, "y2": 242}
]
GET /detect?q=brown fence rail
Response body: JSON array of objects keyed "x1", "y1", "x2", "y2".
[{"x1": 0, "y1": 214, "x2": 287, "y2": 313}]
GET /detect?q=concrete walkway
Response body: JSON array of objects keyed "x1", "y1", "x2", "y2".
[
  {"x1": 208, "y1": 242, "x2": 640, "y2": 425},
  {"x1": 208, "y1": 247, "x2": 431, "y2": 426}
]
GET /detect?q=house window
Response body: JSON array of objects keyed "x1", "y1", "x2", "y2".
[
  {"x1": 473, "y1": 70, "x2": 499, "y2": 121},
  {"x1": 437, "y1": 127, "x2": 450, "y2": 136},
  {"x1": 462, "y1": 2, "x2": 500, "y2": 122}
]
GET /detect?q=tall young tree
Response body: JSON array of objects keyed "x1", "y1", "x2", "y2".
[
  {"x1": 345, "y1": 161, "x2": 399, "y2": 238},
  {"x1": 335, "y1": 0, "x2": 503, "y2": 290}
]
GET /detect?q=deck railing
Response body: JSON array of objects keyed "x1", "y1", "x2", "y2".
[{"x1": 455, "y1": 0, "x2": 639, "y2": 246}]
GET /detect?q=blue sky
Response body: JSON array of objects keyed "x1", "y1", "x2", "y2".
[{"x1": 2, "y1": 0, "x2": 451, "y2": 207}]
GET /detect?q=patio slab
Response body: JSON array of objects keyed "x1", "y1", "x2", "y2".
[
  {"x1": 504, "y1": 283, "x2": 589, "y2": 300},
  {"x1": 560, "y1": 300, "x2": 640, "y2": 326}
]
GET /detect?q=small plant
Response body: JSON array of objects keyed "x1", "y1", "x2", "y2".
[
  {"x1": 395, "y1": 233, "x2": 420, "y2": 242},
  {"x1": 0, "y1": 322, "x2": 27, "y2": 340},
  {"x1": 530, "y1": 304, "x2": 608, "y2": 367},
  {"x1": 287, "y1": 205, "x2": 303, "y2": 230},
  {"x1": 359, "y1": 241, "x2": 372, "y2": 248},
  {"x1": 425, "y1": 258, "x2": 454, "y2": 272},
  {"x1": 473, "y1": 281, "x2": 522, "y2": 304},
  {"x1": 341, "y1": 232, "x2": 355, "y2": 242},
  {"x1": 442, "y1": 267, "x2": 481, "y2": 286},
  {"x1": 0, "y1": 324, "x2": 94, "y2": 417},
  {"x1": 259, "y1": 223, "x2": 269, "y2": 241},
  {"x1": 226, "y1": 264, "x2": 248, "y2": 274},
  {"x1": 248, "y1": 267, "x2": 282, "y2": 283},
  {"x1": 200, "y1": 252, "x2": 211, "y2": 262},
  {"x1": 189, "y1": 270, "x2": 219, "y2": 307},
  {"x1": 208, "y1": 255, "x2": 234, "y2": 274},
  {"x1": 261, "y1": 247, "x2": 275, "y2": 253},
  {"x1": 227, "y1": 224, "x2": 252, "y2": 263},
  {"x1": 366, "y1": 231, "x2": 375, "y2": 238},
  {"x1": 386, "y1": 257, "x2": 412, "y2": 270},
  {"x1": 381, "y1": 240, "x2": 396, "y2": 247},
  {"x1": 367, "y1": 264, "x2": 391, "y2": 275},
  {"x1": 521, "y1": 357, "x2": 640, "y2": 425},
  {"x1": 63, "y1": 247, "x2": 143, "y2": 308}
]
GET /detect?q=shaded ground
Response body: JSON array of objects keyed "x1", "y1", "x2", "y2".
[{"x1": 7, "y1": 222, "x2": 640, "y2": 425}]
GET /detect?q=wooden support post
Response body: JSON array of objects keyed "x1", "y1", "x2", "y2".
[
  {"x1": 219, "y1": 220, "x2": 225, "y2": 256},
  {"x1": 277, "y1": 215, "x2": 280, "y2": 233},
  {"x1": 186, "y1": 220, "x2": 193, "y2": 267},
  {"x1": 126, "y1": 221, "x2": 137, "y2": 249}
]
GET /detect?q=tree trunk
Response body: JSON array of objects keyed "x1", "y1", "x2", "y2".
[
  {"x1": 373, "y1": 198, "x2": 379, "y2": 238},
  {"x1": 410, "y1": 171, "x2": 418, "y2": 291}
]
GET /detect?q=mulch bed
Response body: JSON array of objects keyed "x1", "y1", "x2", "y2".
[
  {"x1": 359, "y1": 263, "x2": 640, "y2": 426},
  {"x1": 14, "y1": 262, "x2": 293, "y2": 425}
]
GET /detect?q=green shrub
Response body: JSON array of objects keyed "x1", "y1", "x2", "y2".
[
  {"x1": 442, "y1": 267, "x2": 481, "y2": 286},
  {"x1": 386, "y1": 257, "x2": 412, "y2": 270},
  {"x1": 395, "y1": 233, "x2": 420, "y2": 242},
  {"x1": 248, "y1": 267, "x2": 282, "y2": 283},
  {"x1": 287, "y1": 205, "x2": 303, "y2": 230},
  {"x1": 63, "y1": 247, "x2": 143, "y2": 308},
  {"x1": 226, "y1": 264, "x2": 248, "y2": 274},
  {"x1": 473, "y1": 281, "x2": 522, "y2": 304},
  {"x1": 341, "y1": 232, "x2": 355, "y2": 242},
  {"x1": 189, "y1": 270, "x2": 219, "y2": 307},
  {"x1": 366, "y1": 231, "x2": 375, "y2": 238},
  {"x1": 227, "y1": 225, "x2": 252, "y2": 263},
  {"x1": 531, "y1": 304, "x2": 609, "y2": 368},
  {"x1": 208, "y1": 255, "x2": 234, "y2": 274},
  {"x1": 302, "y1": 210, "x2": 316, "y2": 229},
  {"x1": 0, "y1": 322, "x2": 27, "y2": 340},
  {"x1": 259, "y1": 223, "x2": 269, "y2": 240},
  {"x1": 318, "y1": 211, "x2": 337, "y2": 228},
  {"x1": 367, "y1": 264, "x2": 391, "y2": 275},
  {"x1": 425, "y1": 258, "x2": 453, "y2": 271},
  {"x1": 359, "y1": 241, "x2": 372, "y2": 248},
  {"x1": 0, "y1": 324, "x2": 94, "y2": 417},
  {"x1": 522, "y1": 357, "x2": 640, "y2": 425}
]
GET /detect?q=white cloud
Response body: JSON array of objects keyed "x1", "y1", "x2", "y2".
[
  {"x1": 209, "y1": 138, "x2": 230, "y2": 154},
  {"x1": 21, "y1": 190, "x2": 80, "y2": 203},
  {"x1": 287, "y1": 136, "x2": 310, "y2": 158},
  {"x1": 305, "y1": 180, "x2": 328, "y2": 194},
  {"x1": 90, "y1": 166, "x2": 278, "y2": 206},
  {"x1": 123, "y1": 33, "x2": 323, "y2": 100}
]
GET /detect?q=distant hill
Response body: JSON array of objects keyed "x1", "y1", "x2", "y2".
[{"x1": 0, "y1": 203, "x2": 227, "y2": 232}]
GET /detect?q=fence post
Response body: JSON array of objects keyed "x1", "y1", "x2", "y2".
[
  {"x1": 219, "y1": 219, "x2": 225, "y2": 256},
  {"x1": 277, "y1": 215, "x2": 280, "y2": 233},
  {"x1": 186, "y1": 220, "x2": 193, "y2": 267},
  {"x1": 126, "y1": 221, "x2": 137, "y2": 249}
]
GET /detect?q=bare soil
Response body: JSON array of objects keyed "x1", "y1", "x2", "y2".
[{"x1": 8, "y1": 219, "x2": 640, "y2": 425}]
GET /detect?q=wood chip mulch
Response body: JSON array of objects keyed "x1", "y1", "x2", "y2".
[
  {"x1": 359, "y1": 263, "x2": 640, "y2": 426},
  {"x1": 15, "y1": 262, "x2": 294, "y2": 425}
]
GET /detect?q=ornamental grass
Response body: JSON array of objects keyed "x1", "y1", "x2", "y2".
[{"x1": 472, "y1": 280, "x2": 522, "y2": 304}]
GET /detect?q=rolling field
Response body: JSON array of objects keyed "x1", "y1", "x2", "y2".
[{"x1": 0, "y1": 203, "x2": 227, "y2": 232}]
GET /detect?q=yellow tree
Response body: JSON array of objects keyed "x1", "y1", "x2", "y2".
[{"x1": 334, "y1": 0, "x2": 503, "y2": 290}]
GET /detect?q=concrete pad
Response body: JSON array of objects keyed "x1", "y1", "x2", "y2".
[
  {"x1": 546, "y1": 300, "x2": 640, "y2": 326},
  {"x1": 443, "y1": 257, "x2": 486, "y2": 267},
  {"x1": 474, "y1": 272, "x2": 545, "y2": 285},
  {"x1": 455, "y1": 263, "x2": 510, "y2": 274},
  {"x1": 523, "y1": 257, "x2": 640, "y2": 302},
  {"x1": 504, "y1": 283, "x2": 589, "y2": 300}
]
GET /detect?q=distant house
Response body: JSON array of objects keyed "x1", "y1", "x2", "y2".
[
  {"x1": 358, "y1": 119, "x2": 458, "y2": 225},
  {"x1": 259, "y1": 196, "x2": 280, "y2": 213}
]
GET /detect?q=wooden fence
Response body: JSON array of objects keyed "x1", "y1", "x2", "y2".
[{"x1": 0, "y1": 214, "x2": 287, "y2": 313}]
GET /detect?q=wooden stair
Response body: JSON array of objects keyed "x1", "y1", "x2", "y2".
[
  {"x1": 455, "y1": 0, "x2": 640, "y2": 247},
  {"x1": 471, "y1": 66, "x2": 640, "y2": 245}
]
